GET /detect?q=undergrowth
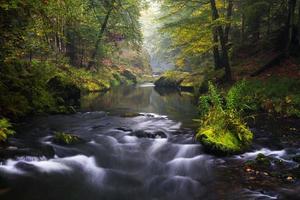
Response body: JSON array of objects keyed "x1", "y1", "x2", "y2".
[
  {"x1": 0, "y1": 59, "x2": 137, "y2": 119},
  {"x1": 227, "y1": 78, "x2": 300, "y2": 117},
  {"x1": 0, "y1": 118, "x2": 15, "y2": 142},
  {"x1": 53, "y1": 132, "x2": 82, "y2": 145},
  {"x1": 196, "y1": 77, "x2": 300, "y2": 154},
  {"x1": 196, "y1": 82, "x2": 253, "y2": 154}
]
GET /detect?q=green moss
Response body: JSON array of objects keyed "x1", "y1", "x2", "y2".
[
  {"x1": 197, "y1": 77, "x2": 300, "y2": 154},
  {"x1": 53, "y1": 132, "x2": 83, "y2": 145},
  {"x1": 196, "y1": 82, "x2": 253, "y2": 154},
  {"x1": 180, "y1": 73, "x2": 205, "y2": 89},
  {"x1": 155, "y1": 71, "x2": 189, "y2": 88},
  {"x1": 121, "y1": 112, "x2": 142, "y2": 118},
  {"x1": 196, "y1": 109, "x2": 253, "y2": 153},
  {"x1": 120, "y1": 69, "x2": 137, "y2": 84},
  {"x1": 0, "y1": 118, "x2": 15, "y2": 142},
  {"x1": 155, "y1": 70, "x2": 206, "y2": 92}
]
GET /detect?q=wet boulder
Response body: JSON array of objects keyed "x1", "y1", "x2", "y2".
[
  {"x1": 154, "y1": 76, "x2": 181, "y2": 88},
  {"x1": 292, "y1": 155, "x2": 300, "y2": 163},
  {"x1": 120, "y1": 112, "x2": 142, "y2": 118},
  {"x1": 154, "y1": 71, "x2": 188, "y2": 88},
  {"x1": 121, "y1": 70, "x2": 137, "y2": 84},
  {"x1": 116, "y1": 127, "x2": 133, "y2": 132},
  {"x1": 0, "y1": 145, "x2": 55, "y2": 161},
  {"x1": 255, "y1": 153, "x2": 272, "y2": 167},
  {"x1": 130, "y1": 130, "x2": 167, "y2": 139}
]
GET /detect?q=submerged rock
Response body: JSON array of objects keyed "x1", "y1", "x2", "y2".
[
  {"x1": 292, "y1": 155, "x2": 300, "y2": 163},
  {"x1": 130, "y1": 130, "x2": 167, "y2": 139},
  {"x1": 0, "y1": 145, "x2": 55, "y2": 161},
  {"x1": 116, "y1": 127, "x2": 133, "y2": 132},
  {"x1": 255, "y1": 153, "x2": 272, "y2": 167}
]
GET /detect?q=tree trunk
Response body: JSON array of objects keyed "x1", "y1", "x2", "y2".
[
  {"x1": 88, "y1": 5, "x2": 114, "y2": 69},
  {"x1": 210, "y1": 0, "x2": 232, "y2": 82},
  {"x1": 66, "y1": 28, "x2": 77, "y2": 66},
  {"x1": 212, "y1": 28, "x2": 221, "y2": 69},
  {"x1": 224, "y1": 0, "x2": 233, "y2": 44},
  {"x1": 241, "y1": 13, "x2": 245, "y2": 43},
  {"x1": 285, "y1": 0, "x2": 297, "y2": 52},
  {"x1": 297, "y1": 1, "x2": 300, "y2": 46},
  {"x1": 267, "y1": 4, "x2": 272, "y2": 36},
  {"x1": 253, "y1": 21, "x2": 260, "y2": 42}
]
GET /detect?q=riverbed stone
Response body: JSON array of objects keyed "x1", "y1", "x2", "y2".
[
  {"x1": 292, "y1": 155, "x2": 300, "y2": 163},
  {"x1": 130, "y1": 130, "x2": 167, "y2": 139},
  {"x1": 116, "y1": 127, "x2": 133, "y2": 132},
  {"x1": 120, "y1": 112, "x2": 142, "y2": 118}
]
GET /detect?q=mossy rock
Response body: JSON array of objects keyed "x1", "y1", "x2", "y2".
[
  {"x1": 255, "y1": 153, "x2": 272, "y2": 167},
  {"x1": 197, "y1": 125, "x2": 252, "y2": 155},
  {"x1": 154, "y1": 71, "x2": 189, "y2": 88},
  {"x1": 130, "y1": 130, "x2": 167, "y2": 139},
  {"x1": 120, "y1": 112, "x2": 142, "y2": 118},
  {"x1": 292, "y1": 155, "x2": 300, "y2": 163},
  {"x1": 179, "y1": 73, "x2": 205, "y2": 91},
  {"x1": 155, "y1": 76, "x2": 180, "y2": 88},
  {"x1": 121, "y1": 70, "x2": 137, "y2": 84},
  {"x1": 196, "y1": 109, "x2": 253, "y2": 155},
  {"x1": 53, "y1": 132, "x2": 84, "y2": 145},
  {"x1": 82, "y1": 80, "x2": 110, "y2": 92}
]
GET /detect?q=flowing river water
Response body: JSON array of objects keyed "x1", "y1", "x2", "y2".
[{"x1": 0, "y1": 84, "x2": 299, "y2": 200}]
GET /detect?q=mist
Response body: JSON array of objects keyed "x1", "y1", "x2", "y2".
[{"x1": 140, "y1": 1, "x2": 174, "y2": 73}]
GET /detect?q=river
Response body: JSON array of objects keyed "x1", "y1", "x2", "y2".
[{"x1": 0, "y1": 83, "x2": 299, "y2": 200}]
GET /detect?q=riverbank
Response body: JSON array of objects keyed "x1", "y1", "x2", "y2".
[
  {"x1": 154, "y1": 61, "x2": 300, "y2": 154},
  {"x1": 0, "y1": 58, "x2": 153, "y2": 144},
  {"x1": 218, "y1": 115, "x2": 300, "y2": 199}
]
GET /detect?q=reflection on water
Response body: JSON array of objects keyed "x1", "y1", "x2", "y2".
[{"x1": 81, "y1": 84, "x2": 198, "y2": 128}]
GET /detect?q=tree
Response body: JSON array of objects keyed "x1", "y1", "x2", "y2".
[
  {"x1": 88, "y1": 0, "x2": 116, "y2": 68},
  {"x1": 209, "y1": 0, "x2": 232, "y2": 81},
  {"x1": 285, "y1": 0, "x2": 297, "y2": 52}
]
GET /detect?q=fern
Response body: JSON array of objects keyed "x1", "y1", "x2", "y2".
[{"x1": 0, "y1": 118, "x2": 15, "y2": 142}]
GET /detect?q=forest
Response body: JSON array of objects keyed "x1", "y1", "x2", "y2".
[{"x1": 0, "y1": 0, "x2": 300, "y2": 199}]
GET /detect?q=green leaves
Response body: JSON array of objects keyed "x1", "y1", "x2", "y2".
[
  {"x1": 196, "y1": 82, "x2": 253, "y2": 154},
  {"x1": 53, "y1": 132, "x2": 83, "y2": 145},
  {"x1": 0, "y1": 118, "x2": 15, "y2": 142}
]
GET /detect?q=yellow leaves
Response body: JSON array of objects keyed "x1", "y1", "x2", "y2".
[
  {"x1": 285, "y1": 96, "x2": 292, "y2": 104},
  {"x1": 0, "y1": 118, "x2": 14, "y2": 142},
  {"x1": 176, "y1": 58, "x2": 185, "y2": 68}
]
